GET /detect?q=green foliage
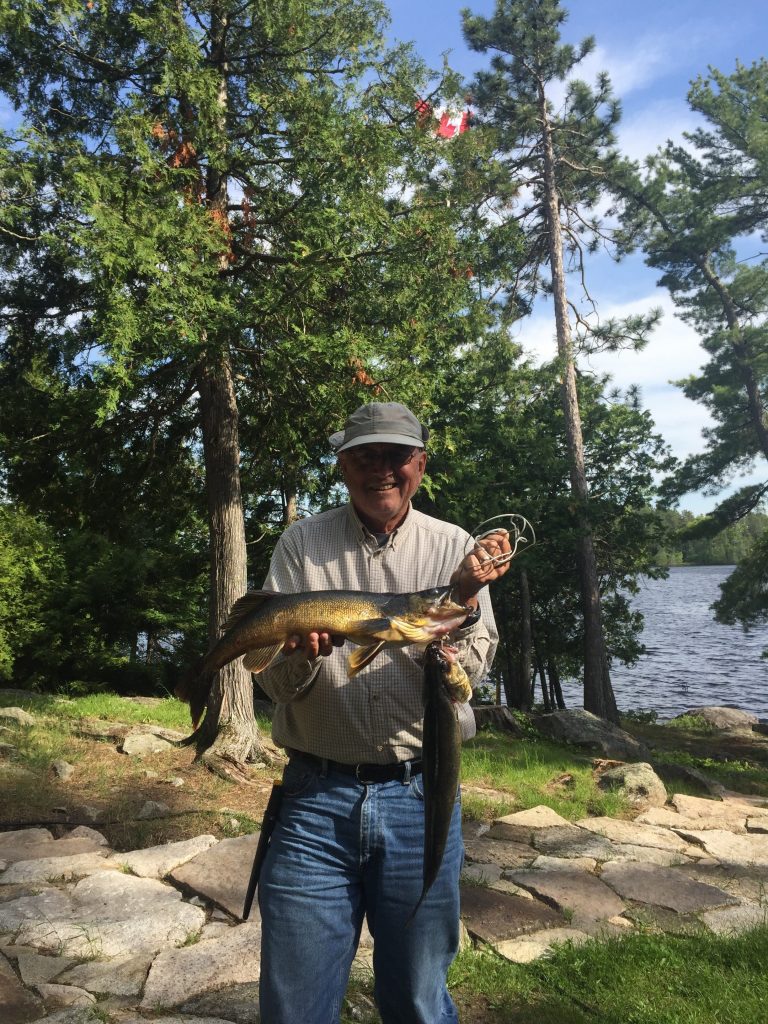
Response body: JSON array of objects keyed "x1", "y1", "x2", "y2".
[{"x1": 0, "y1": 504, "x2": 63, "y2": 681}]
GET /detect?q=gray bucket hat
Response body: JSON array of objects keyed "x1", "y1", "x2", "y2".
[{"x1": 329, "y1": 402, "x2": 429, "y2": 453}]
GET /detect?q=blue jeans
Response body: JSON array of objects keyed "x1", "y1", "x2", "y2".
[{"x1": 258, "y1": 756, "x2": 463, "y2": 1024}]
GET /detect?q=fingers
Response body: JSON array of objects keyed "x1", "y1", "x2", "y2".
[{"x1": 282, "y1": 632, "x2": 342, "y2": 658}]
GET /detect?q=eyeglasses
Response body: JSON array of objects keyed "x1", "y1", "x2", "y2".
[{"x1": 343, "y1": 445, "x2": 422, "y2": 471}]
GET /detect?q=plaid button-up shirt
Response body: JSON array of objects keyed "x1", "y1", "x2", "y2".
[{"x1": 258, "y1": 503, "x2": 498, "y2": 764}]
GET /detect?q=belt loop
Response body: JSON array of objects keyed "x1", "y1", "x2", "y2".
[
  {"x1": 320, "y1": 758, "x2": 329, "y2": 779},
  {"x1": 401, "y1": 759, "x2": 412, "y2": 785}
]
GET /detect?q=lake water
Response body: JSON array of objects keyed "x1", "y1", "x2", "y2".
[{"x1": 562, "y1": 565, "x2": 768, "y2": 721}]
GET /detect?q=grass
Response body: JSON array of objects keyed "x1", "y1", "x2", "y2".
[
  {"x1": 462, "y1": 729, "x2": 630, "y2": 821},
  {"x1": 445, "y1": 926, "x2": 768, "y2": 1024}
]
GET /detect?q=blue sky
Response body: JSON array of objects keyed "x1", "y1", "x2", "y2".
[{"x1": 385, "y1": 0, "x2": 767, "y2": 514}]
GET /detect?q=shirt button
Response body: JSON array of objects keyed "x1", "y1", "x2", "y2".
[{"x1": 377, "y1": 745, "x2": 383, "y2": 752}]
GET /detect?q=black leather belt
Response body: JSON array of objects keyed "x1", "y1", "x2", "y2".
[{"x1": 287, "y1": 750, "x2": 422, "y2": 785}]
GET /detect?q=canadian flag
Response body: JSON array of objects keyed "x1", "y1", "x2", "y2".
[
  {"x1": 436, "y1": 107, "x2": 470, "y2": 138},
  {"x1": 415, "y1": 99, "x2": 471, "y2": 138}
]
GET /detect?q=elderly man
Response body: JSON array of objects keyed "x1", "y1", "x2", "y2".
[{"x1": 257, "y1": 402, "x2": 510, "y2": 1024}]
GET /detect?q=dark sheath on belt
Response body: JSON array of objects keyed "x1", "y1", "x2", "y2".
[{"x1": 242, "y1": 779, "x2": 283, "y2": 921}]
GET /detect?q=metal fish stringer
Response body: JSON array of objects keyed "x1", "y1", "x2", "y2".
[{"x1": 467, "y1": 513, "x2": 536, "y2": 571}]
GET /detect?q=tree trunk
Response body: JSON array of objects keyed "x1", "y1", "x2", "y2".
[
  {"x1": 186, "y1": 6, "x2": 277, "y2": 776},
  {"x1": 518, "y1": 569, "x2": 533, "y2": 709},
  {"x1": 194, "y1": 351, "x2": 271, "y2": 776},
  {"x1": 538, "y1": 81, "x2": 619, "y2": 723},
  {"x1": 547, "y1": 657, "x2": 566, "y2": 710}
]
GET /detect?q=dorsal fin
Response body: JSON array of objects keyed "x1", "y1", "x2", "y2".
[{"x1": 222, "y1": 590, "x2": 278, "y2": 633}]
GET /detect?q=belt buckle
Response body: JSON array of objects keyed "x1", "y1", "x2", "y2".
[{"x1": 355, "y1": 763, "x2": 369, "y2": 784}]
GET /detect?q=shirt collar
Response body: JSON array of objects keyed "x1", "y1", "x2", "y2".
[{"x1": 345, "y1": 501, "x2": 416, "y2": 550}]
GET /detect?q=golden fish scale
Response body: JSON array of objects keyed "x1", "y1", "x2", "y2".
[{"x1": 248, "y1": 592, "x2": 391, "y2": 645}]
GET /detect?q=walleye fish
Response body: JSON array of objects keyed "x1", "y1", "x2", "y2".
[
  {"x1": 176, "y1": 586, "x2": 470, "y2": 727},
  {"x1": 407, "y1": 641, "x2": 468, "y2": 925}
]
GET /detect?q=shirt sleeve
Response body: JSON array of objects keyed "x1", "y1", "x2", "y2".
[
  {"x1": 256, "y1": 526, "x2": 324, "y2": 703},
  {"x1": 450, "y1": 587, "x2": 498, "y2": 686}
]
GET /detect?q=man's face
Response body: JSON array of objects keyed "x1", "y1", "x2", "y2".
[{"x1": 338, "y1": 443, "x2": 427, "y2": 533}]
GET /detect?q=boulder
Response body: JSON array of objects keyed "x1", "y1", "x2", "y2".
[
  {"x1": 674, "y1": 706, "x2": 758, "y2": 730},
  {"x1": 596, "y1": 762, "x2": 667, "y2": 810},
  {"x1": 119, "y1": 733, "x2": 176, "y2": 756},
  {"x1": 0, "y1": 707, "x2": 35, "y2": 727},
  {"x1": 532, "y1": 710, "x2": 650, "y2": 761},
  {"x1": 473, "y1": 706, "x2": 526, "y2": 735}
]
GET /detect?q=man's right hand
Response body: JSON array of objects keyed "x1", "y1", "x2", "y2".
[{"x1": 282, "y1": 633, "x2": 346, "y2": 659}]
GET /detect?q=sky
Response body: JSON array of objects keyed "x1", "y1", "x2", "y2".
[{"x1": 385, "y1": 0, "x2": 767, "y2": 514}]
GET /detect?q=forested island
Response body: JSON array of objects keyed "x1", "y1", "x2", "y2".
[{"x1": 654, "y1": 510, "x2": 768, "y2": 567}]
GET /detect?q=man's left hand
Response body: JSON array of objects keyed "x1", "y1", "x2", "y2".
[{"x1": 450, "y1": 529, "x2": 512, "y2": 606}]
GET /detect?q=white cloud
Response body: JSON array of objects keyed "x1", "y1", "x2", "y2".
[
  {"x1": 512, "y1": 291, "x2": 713, "y2": 461},
  {"x1": 617, "y1": 100, "x2": 702, "y2": 163}
]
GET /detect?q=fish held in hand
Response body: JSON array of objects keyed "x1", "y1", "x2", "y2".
[
  {"x1": 176, "y1": 586, "x2": 470, "y2": 727},
  {"x1": 407, "y1": 641, "x2": 467, "y2": 926}
]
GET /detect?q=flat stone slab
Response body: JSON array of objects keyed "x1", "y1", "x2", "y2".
[
  {"x1": 123, "y1": 1017, "x2": 238, "y2": 1024},
  {"x1": 576, "y1": 816, "x2": 690, "y2": 852},
  {"x1": 16, "y1": 951, "x2": 76, "y2": 986},
  {"x1": 495, "y1": 927, "x2": 591, "y2": 963},
  {"x1": 674, "y1": 829, "x2": 768, "y2": 867},
  {"x1": 141, "y1": 921, "x2": 262, "y2": 1009},
  {"x1": 700, "y1": 903, "x2": 768, "y2": 935},
  {"x1": 109, "y1": 835, "x2": 218, "y2": 879},
  {"x1": 600, "y1": 862, "x2": 738, "y2": 914},
  {"x1": 459, "y1": 882, "x2": 563, "y2": 944},
  {"x1": 56, "y1": 953, "x2": 154, "y2": 996},
  {"x1": 505, "y1": 865, "x2": 625, "y2": 923},
  {"x1": 0, "y1": 949, "x2": 45, "y2": 1024},
  {"x1": 179, "y1": 981, "x2": 261, "y2": 1024},
  {"x1": 673, "y1": 793, "x2": 761, "y2": 825},
  {"x1": 533, "y1": 826, "x2": 616, "y2": 860},
  {"x1": 463, "y1": 836, "x2": 537, "y2": 870},
  {"x1": 636, "y1": 807, "x2": 748, "y2": 834},
  {"x1": 604, "y1": 843, "x2": 689, "y2": 867},
  {"x1": 489, "y1": 806, "x2": 571, "y2": 843},
  {"x1": 3, "y1": 872, "x2": 205, "y2": 957},
  {"x1": 1, "y1": 835, "x2": 106, "y2": 866},
  {"x1": 1, "y1": 851, "x2": 114, "y2": 884},
  {"x1": 461, "y1": 862, "x2": 503, "y2": 886},
  {"x1": 529, "y1": 855, "x2": 598, "y2": 873},
  {"x1": 36, "y1": 983, "x2": 95, "y2": 1009},
  {"x1": 624, "y1": 905, "x2": 708, "y2": 935},
  {"x1": 170, "y1": 834, "x2": 258, "y2": 919}
]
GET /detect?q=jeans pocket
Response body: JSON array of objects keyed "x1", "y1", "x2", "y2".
[
  {"x1": 282, "y1": 760, "x2": 320, "y2": 799},
  {"x1": 409, "y1": 774, "x2": 425, "y2": 802}
]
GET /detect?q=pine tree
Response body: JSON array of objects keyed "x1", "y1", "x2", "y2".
[{"x1": 461, "y1": 0, "x2": 658, "y2": 720}]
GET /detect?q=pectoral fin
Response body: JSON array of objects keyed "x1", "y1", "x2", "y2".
[
  {"x1": 242, "y1": 643, "x2": 284, "y2": 674},
  {"x1": 387, "y1": 617, "x2": 433, "y2": 643},
  {"x1": 347, "y1": 641, "x2": 386, "y2": 677}
]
